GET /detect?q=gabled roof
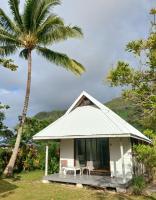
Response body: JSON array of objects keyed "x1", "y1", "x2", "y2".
[{"x1": 33, "y1": 91, "x2": 151, "y2": 143}]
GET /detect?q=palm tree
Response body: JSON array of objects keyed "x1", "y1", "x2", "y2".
[{"x1": 1, "y1": 0, "x2": 85, "y2": 176}]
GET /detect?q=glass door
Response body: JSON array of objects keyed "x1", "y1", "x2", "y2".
[
  {"x1": 97, "y1": 138, "x2": 110, "y2": 170},
  {"x1": 75, "y1": 138, "x2": 110, "y2": 170}
]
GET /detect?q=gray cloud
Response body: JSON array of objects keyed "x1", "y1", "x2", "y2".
[{"x1": 0, "y1": 0, "x2": 155, "y2": 127}]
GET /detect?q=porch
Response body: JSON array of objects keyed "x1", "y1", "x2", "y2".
[
  {"x1": 43, "y1": 173, "x2": 130, "y2": 190},
  {"x1": 44, "y1": 137, "x2": 133, "y2": 181}
]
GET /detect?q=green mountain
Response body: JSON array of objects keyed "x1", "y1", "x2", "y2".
[
  {"x1": 35, "y1": 110, "x2": 65, "y2": 121},
  {"x1": 105, "y1": 98, "x2": 142, "y2": 130},
  {"x1": 34, "y1": 97, "x2": 142, "y2": 131}
]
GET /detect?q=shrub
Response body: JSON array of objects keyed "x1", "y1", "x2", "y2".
[
  {"x1": 133, "y1": 130, "x2": 156, "y2": 181},
  {"x1": 38, "y1": 142, "x2": 59, "y2": 174},
  {"x1": 131, "y1": 176, "x2": 146, "y2": 195},
  {"x1": 0, "y1": 148, "x2": 11, "y2": 176},
  {"x1": 0, "y1": 142, "x2": 59, "y2": 175}
]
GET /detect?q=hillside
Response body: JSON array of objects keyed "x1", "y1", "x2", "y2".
[
  {"x1": 34, "y1": 97, "x2": 142, "y2": 131},
  {"x1": 35, "y1": 110, "x2": 65, "y2": 121},
  {"x1": 105, "y1": 98, "x2": 142, "y2": 130}
]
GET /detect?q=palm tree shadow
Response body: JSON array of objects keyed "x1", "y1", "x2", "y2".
[{"x1": 0, "y1": 179, "x2": 18, "y2": 197}]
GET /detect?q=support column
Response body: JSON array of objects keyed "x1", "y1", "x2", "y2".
[
  {"x1": 45, "y1": 144, "x2": 49, "y2": 176},
  {"x1": 120, "y1": 139, "x2": 126, "y2": 183}
]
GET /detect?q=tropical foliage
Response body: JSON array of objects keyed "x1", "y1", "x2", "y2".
[
  {"x1": 0, "y1": 104, "x2": 13, "y2": 176},
  {"x1": 133, "y1": 130, "x2": 156, "y2": 181},
  {"x1": 131, "y1": 175, "x2": 146, "y2": 195},
  {"x1": 0, "y1": 114, "x2": 59, "y2": 176},
  {"x1": 0, "y1": 143, "x2": 59, "y2": 176},
  {"x1": 0, "y1": 103, "x2": 14, "y2": 144},
  {"x1": 0, "y1": 58, "x2": 17, "y2": 71}
]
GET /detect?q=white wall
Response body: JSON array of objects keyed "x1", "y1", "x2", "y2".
[
  {"x1": 60, "y1": 139, "x2": 74, "y2": 171},
  {"x1": 109, "y1": 137, "x2": 133, "y2": 180}
]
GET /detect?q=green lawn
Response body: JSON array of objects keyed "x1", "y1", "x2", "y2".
[{"x1": 0, "y1": 171, "x2": 156, "y2": 200}]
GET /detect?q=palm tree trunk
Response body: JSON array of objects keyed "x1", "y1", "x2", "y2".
[{"x1": 3, "y1": 50, "x2": 32, "y2": 176}]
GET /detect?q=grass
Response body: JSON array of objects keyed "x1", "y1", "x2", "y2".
[{"x1": 0, "y1": 170, "x2": 156, "y2": 200}]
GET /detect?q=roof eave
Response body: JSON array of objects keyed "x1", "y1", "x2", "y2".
[
  {"x1": 130, "y1": 133, "x2": 152, "y2": 144},
  {"x1": 33, "y1": 133, "x2": 151, "y2": 143},
  {"x1": 33, "y1": 133, "x2": 131, "y2": 140}
]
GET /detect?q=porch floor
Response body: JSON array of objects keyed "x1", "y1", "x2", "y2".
[{"x1": 43, "y1": 173, "x2": 130, "y2": 189}]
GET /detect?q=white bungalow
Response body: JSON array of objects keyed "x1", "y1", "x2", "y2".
[{"x1": 33, "y1": 91, "x2": 150, "y2": 189}]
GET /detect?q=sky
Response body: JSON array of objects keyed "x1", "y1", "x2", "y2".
[{"x1": 0, "y1": 0, "x2": 156, "y2": 128}]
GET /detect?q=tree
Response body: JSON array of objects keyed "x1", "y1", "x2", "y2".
[
  {"x1": 107, "y1": 9, "x2": 156, "y2": 131},
  {"x1": 0, "y1": 104, "x2": 15, "y2": 175},
  {"x1": 0, "y1": 103, "x2": 14, "y2": 144},
  {"x1": 1, "y1": 0, "x2": 85, "y2": 176},
  {"x1": 21, "y1": 117, "x2": 59, "y2": 174},
  {"x1": 133, "y1": 129, "x2": 156, "y2": 181},
  {"x1": 22, "y1": 117, "x2": 51, "y2": 144}
]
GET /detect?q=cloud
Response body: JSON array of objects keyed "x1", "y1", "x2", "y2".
[{"x1": 0, "y1": 0, "x2": 155, "y2": 127}]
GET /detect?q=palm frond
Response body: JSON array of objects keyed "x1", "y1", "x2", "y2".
[
  {"x1": 23, "y1": 0, "x2": 38, "y2": 31},
  {"x1": 0, "y1": 58, "x2": 17, "y2": 71},
  {"x1": 0, "y1": 28, "x2": 17, "y2": 38},
  {"x1": 0, "y1": 33, "x2": 19, "y2": 46},
  {"x1": 8, "y1": 0, "x2": 23, "y2": 30},
  {"x1": 19, "y1": 49, "x2": 28, "y2": 59},
  {"x1": 23, "y1": 0, "x2": 60, "y2": 31},
  {"x1": 38, "y1": 25, "x2": 83, "y2": 45},
  {"x1": 0, "y1": 8, "x2": 19, "y2": 34},
  {"x1": 37, "y1": 14, "x2": 64, "y2": 35},
  {"x1": 0, "y1": 45, "x2": 17, "y2": 56},
  {"x1": 34, "y1": 0, "x2": 61, "y2": 29},
  {"x1": 36, "y1": 46, "x2": 85, "y2": 75}
]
